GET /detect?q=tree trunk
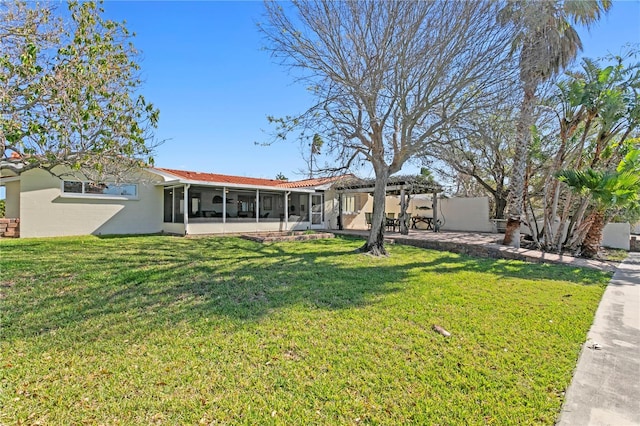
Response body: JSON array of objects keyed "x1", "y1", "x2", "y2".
[
  {"x1": 503, "y1": 84, "x2": 535, "y2": 248},
  {"x1": 580, "y1": 210, "x2": 605, "y2": 258},
  {"x1": 494, "y1": 193, "x2": 507, "y2": 220},
  {"x1": 359, "y1": 166, "x2": 390, "y2": 255},
  {"x1": 564, "y1": 196, "x2": 591, "y2": 251},
  {"x1": 399, "y1": 189, "x2": 409, "y2": 235}
]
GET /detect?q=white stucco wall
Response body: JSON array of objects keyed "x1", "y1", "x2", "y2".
[
  {"x1": 324, "y1": 192, "x2": 340, "y2": 230},
  {"x1": 186, "y1": 218, "x2": 310, "y2": 235},
  {"x1": 437, "y1": 197, "x2": 493, "y2": 232},
  {"x1": 4, "y1": 180, "x2": 20, "y2": 218},
  {"x1": 602, "y1": 222, "x2": 630, "y2": 250},
  {"x1": 329, "y1": 193, "x2": 494, "y2": 233},
  {"x1": 19, "y1": 168, "x2": 163, "y2": 238}
]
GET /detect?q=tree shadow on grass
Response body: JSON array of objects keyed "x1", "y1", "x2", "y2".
[
  {"x1": 0, "y1": 236, "x2": 609, "y2": 343},
  {"x1": 407, "y1": 253, "x2": 611, "y2": 285}
]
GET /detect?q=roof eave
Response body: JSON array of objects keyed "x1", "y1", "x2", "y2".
[{"x1": 156, "y1": 178, "x2": 316, "y2": 193}]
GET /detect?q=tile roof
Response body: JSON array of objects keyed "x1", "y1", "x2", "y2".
[
  {"x1": 155, "y1": 168, "x2": 351, "y2": 189},
  {"x1": 156, "y1": 168, "x2": 285, "y2": 187},
  {"x1": 277, "y1": 176, "x2": 348, "y2": 188}
]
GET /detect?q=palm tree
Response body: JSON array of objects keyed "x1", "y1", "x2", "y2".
[
  {"x1": 557, "y1": 151, "x2": 640, "y2": 257},
  {"x1": 502, "y1": 0, "x2": 611, "y2": 248}
]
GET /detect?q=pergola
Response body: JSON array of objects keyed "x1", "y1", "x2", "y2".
[{"x1": 332, "y1": 175, "x2": 443, "y2": 232}]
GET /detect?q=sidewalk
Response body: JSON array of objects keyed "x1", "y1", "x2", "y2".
[{"x1": 557, "y1": 252, "x2": 640, "y2": 426}]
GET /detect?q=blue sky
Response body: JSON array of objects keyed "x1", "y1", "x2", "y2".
[
  {"x1": 99, "y1": 0, "x2": 640, "y2": 180},
  {"x1": 6, "y1": 0, "x2": 640, "y2": 189}
]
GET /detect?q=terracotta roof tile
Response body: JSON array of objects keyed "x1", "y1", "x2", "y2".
[
  {"x1": 155, "y1": 168, "x2": 352, "y2": 189},
  {"x1": 277, "y1": 175, "x2": 350, "y2": 188},
  {"x1": 156, "y1": 168, "x2": 287, "y2": 187}
]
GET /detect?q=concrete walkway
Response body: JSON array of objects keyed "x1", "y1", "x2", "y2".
[
  {"x1": 557, "y1": 252, "x2": 640, "y2": 426},
  {"x1": 332, "y1": 230, "x2": 639, "y2": 424}
]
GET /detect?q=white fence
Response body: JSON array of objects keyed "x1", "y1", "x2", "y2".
[
  {"x1": 436, "y1": 197, "x2": 493, "y2": 232},
  {"x1": 332, "y1": 192, "x2": 633, "y2": 250},
  {"x1": 602, "y1": 222, "x2": 631, "y2": 250},
  {"x1": 420, "y1": 196, "x2": 633, "y2": 250}
]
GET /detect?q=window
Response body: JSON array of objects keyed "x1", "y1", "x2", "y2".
[
  {"x1": 62, "y1": 181, "x2": 138, "y2": 199},
  {"x1": 63, "y1": 181, "x2": 83, "y2": 194},
  {"x1": 342, "y1": 194, "x2": 356, "y2": 213}
]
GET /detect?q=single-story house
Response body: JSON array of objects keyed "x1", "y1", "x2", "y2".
[
  {"x1": 0, "y1": 166, "x2": 346, "y2": 238},
  {"x1": 1, "y1": 165, "x2": 452, "y2": 238},
  {"x1": 2, "y1": 166, "x2": 634, "y2": 248}
]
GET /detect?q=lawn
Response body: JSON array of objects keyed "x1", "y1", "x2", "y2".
[{"x1": 0, "y1": 235, "x2": 610, "y2": 425}]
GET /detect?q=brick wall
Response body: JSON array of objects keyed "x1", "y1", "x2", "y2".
[{"x1": 0, "y1": 218, "x2": 20, "y2": 238}]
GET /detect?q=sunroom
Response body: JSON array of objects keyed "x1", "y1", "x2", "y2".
[{"x1": 155, "y1": 168, "x2": 325, "y2": 235}]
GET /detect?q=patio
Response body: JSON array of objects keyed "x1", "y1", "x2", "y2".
[{"x1": 332, "y1": 229, "x2": 617, "y2": 272}]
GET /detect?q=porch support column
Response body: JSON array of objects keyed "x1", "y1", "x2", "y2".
[
  {"x1": 172, "y1": 188, "x2": 176, "y2": 223},
  {"x1": 308, "y1": 193, "x2": 312, "y2": 225},
  {"x1": 222, "y1": 187, "x2": 227, "y2": 224},
  {"x1": 183, "y1": 184, "x2": 190, "y2": 235},
  {"x1": 284, "y1": 191, "x2": 290, "y2": 229},
  {"x1": 338, "y1": 192, "x2": 343, "y2": 230},
  {"x1": 256, "y1": 189, "x2": 260, "y2": 223},
  {"x1": 432, "y1": 190, "x2": 439, "y2": 232}
]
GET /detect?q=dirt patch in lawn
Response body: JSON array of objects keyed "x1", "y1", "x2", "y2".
[{"x1": 241, "y1": 231, "x2": 334, "y2": 243}]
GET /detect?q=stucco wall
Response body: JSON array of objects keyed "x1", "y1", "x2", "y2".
[
  {"x1": 328, "y1": 193, "x2": 493, "y2": 233},
  {"x1": 19, "y1": 168, "x2": 163, "y2": 238},
  {"x1": 324, "y1": 193, "x2": 339, "y2": 230},
  {"x1": 602, "y1": 222, "x2": 630, "y2": 250},
  {"x1": 4, "y1": 180, "x2": 20, "y2": 218},
  {"x1": 435, "y1": 197, "x2": 493, "y2": 232},
  {"x1": 186, "y1": 219, "x2": 308, "y2": 235}
]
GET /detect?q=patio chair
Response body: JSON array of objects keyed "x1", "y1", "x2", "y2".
[
  {"x1": 385, "y1": 213, "x2": 397, "y2": 232},
  {"x1": 365, "y1": 212, "x2": 373, "y2": 229}
]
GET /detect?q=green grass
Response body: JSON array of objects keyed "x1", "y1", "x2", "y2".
[
  {"x1": 0, "y1": 235, "x2": 610, "y2": 425},
  {"x1": 600, "y1": 248, "x2": 629, "y2": 262}
]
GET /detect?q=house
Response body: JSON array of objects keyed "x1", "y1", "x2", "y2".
[{"x1": 0, "y1": 166, "x2": 346, "y2": 238}]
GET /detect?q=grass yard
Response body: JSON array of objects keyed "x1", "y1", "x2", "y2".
[{"x1": 0, "y1": 235, "x2": 610, "y2": 425}]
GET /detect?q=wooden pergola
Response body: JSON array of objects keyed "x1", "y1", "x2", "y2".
[{"x1": 332, "y1": 175, "x2": 443, "y2": 232}]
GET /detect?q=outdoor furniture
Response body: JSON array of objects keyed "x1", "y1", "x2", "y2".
[
  {"x1": 365, "y1": 212, "x2": 373, "y2": 229},
  {"x1": 411, "y1": 216, "x2": 434, "y2": 230},
  {"x1": 386, "y1": 213, "x2": 398, "y2": 232}
]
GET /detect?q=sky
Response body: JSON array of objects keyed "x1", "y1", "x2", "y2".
[
  {"x1": 4, "y1": 0, "x2": 640, "y2": 193},
  {"x1": 96, "y1": 0, "x2": 639, "y2": 181}
]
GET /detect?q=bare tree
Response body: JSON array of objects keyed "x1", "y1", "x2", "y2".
[
  {"x1": 428, "y1": 104, "x2": 518, "y2": 220},
  {"x1": 261, "y1": 0, "x2": 513, "y2": 255}
]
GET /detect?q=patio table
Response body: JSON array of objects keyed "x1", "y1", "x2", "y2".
[{"x1": 411, "y1": 216, "x2": 434, "y2": 230}]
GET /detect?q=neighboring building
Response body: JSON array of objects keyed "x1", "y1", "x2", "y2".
[{"x1": 0, "y1": 166, "x2": 346, "y2": 238}]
